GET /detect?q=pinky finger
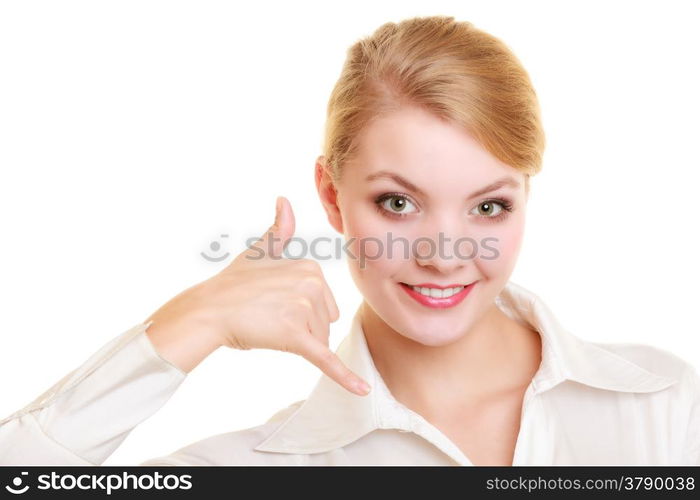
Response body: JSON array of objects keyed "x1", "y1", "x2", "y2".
[{"x1": 295, "y1": 334, "x2": 371, "y2": 396}]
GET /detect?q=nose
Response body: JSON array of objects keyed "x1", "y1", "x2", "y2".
[{"x1": 414, "y1": 222, "x2": 470, "y2": 275}]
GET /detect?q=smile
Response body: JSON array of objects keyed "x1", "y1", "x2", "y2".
[{"x1": 398, "y1": 281, "x2": 477, "y2": 308}]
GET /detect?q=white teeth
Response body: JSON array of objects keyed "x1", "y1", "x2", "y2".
[{"x1": 410, "y1": 285, "x2": 465, "y2": 298}]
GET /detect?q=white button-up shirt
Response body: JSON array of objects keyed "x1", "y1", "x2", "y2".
[{"x1": 1, "y1": 281, "x2": 698, "y2": 465}]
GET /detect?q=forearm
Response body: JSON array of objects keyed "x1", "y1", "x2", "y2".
[{"x1": 0, "y1": 322, "x2": 186, "y2": 465}]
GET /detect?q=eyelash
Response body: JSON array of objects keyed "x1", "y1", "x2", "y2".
[{"x1": 373, "y1": 192, "x2": 514, "y2": 222}]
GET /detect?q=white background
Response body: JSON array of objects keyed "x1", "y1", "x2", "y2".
[{"x1": 1, "y1": 0, "x2": 698, "y2": 465}]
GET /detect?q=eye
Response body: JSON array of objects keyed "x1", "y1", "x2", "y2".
[
  {"x1": 470, "y1": 198, "x2": 513, "y2": 221},
  {"x1": 374, "y1": 193, "x2": 418, "y2": 218}
]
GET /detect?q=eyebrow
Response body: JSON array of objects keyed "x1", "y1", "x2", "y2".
[{"x1": 365, "y1": 170, "x2": 521, "y2": 199}]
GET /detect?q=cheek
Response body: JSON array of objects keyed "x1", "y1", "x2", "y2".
[
  {"x1": 475, "y1": 215, "x2": 526, "y2": 275},
  {"x1": 343, "y1": 211, "x2": 405, "y2": 278}
]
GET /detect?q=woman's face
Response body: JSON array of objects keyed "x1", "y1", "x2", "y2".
[{"x1": 316, "y1": 105, "x2": 529, "y2": 347}]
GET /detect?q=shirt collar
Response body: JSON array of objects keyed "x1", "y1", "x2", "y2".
[{"x1": 253, "y1": 280, "x2": 679, "y2": 456}]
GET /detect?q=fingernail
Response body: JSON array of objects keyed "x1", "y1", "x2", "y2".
[
  {"x1": 355, "y1": 379, "x2": 371, "y2": 395},
  {"x1": 275, "y1": 196, "x2": 281, "y2": 222}
]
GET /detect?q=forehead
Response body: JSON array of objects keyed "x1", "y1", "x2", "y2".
[{"x1": 349, "y1": 106, "x2": 517, "y2": 184}]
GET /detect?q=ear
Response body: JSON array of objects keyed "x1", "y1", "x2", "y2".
[{"x1": 315, "y1": 155, "x2": 344, "y2": 234}]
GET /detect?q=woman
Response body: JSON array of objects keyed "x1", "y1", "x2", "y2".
[{"x1": 1, "y1": 15, "x2": 698, "y2": 466}]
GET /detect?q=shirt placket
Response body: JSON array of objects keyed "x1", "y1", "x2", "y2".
[{"x1": 377, "y1": 398, "x2": 473, "y2": 466}]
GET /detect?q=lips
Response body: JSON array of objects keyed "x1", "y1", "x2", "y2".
[
  {"x1": 399, "y1": 281, "x2": 477, "y2": 309},
  {"x1": 401, "y1": 282, "x2": 469, "y2": 289}
]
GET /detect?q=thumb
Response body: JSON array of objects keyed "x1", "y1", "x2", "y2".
[{"x1": 248, "y1": 196, "x2": 296, "y2": 260}]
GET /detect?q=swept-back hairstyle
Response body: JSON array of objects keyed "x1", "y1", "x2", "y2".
[{"x1": 322, "y1": 15, "x2": 545, "y2": 191}]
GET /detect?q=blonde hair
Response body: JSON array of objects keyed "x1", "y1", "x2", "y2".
[{"x1": 321, "y1": 15, "x2": 545, "y2": 191}]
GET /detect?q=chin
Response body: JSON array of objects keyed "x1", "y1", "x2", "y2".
[{"x1": 397, "y1": 324, "x2": 469, "y2": 347}]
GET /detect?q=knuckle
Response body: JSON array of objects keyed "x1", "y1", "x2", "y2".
[
  {"x1": 296, "y1": 296, "x2": 314, "y2": 312},
  {"x1": 294, "y1": 294, "x2": 313, "y2": 308},
  {"x1": 279, "y1": 298, "x2": 310, "y2": 322},
  {"x1": 330, "y1": 307, "x2": 340, "y2": 322},
  {"x1": 299, "y1": 274, "x2": 323, "y2": 293},
  {"x1": 300, "y1": 259, "x2": 321, "y2": 273}
]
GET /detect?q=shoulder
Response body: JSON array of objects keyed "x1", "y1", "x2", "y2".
[
  {"x1": 590, "y1": 339, "x2": 700, "y2": 419},
  {"x1": 140, "y1": 400, "x2": 305, "y2": 466},
  {"x1": 571, "y1": 339, "x2": 700, "y2": 464},
  {"x1": 588, "y1": 339, "x2": 696, "y2": 383}
]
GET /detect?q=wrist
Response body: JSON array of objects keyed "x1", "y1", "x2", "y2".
[{"x1": 144, "y1": 314, "x2": 222, "y2": 374}]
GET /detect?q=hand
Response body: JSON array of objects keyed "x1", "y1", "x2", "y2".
[{"x1": 144, "y1": 196, "x2": 371, "y2": 396}]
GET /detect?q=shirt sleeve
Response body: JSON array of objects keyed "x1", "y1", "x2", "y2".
[{"x1": 0, "y1": 320, "x2": 187, "y2": 465}]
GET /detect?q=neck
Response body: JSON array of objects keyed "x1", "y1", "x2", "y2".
[{"x1": 360, "y1": 300, "x2": 542, "y2": 420}]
